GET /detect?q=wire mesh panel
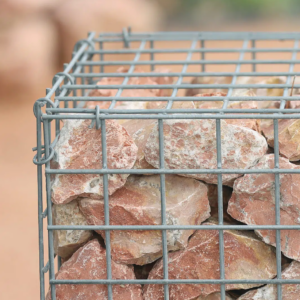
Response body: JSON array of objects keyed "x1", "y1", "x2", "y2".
[{"x1": 33, "y1": 30, "x2": 300, "y2": 300}]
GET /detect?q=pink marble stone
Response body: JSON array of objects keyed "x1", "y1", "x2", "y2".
[
  {"x1": 46, "y1": 239, "x2": 143, "y2": 300},
  {"x1": 79, "y1": 174, "x2": 210, "y2": 265},
  {"x1": 144, "y1": 119, "x2": 268, "y2": 185},
  {"x1": 228, "y1": 154, "x2": 300, "y2": 262},
  {"x1": 51, "y1": 119, "x2": 137, "y2": 204}
]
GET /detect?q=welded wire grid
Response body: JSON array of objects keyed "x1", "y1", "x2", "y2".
[{"x1": 33, "y1": 30, "x2": 300, "y2": 300}]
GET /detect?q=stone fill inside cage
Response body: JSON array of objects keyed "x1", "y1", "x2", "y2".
[{"x1": 33, "y1": 29, "x2": 300, "y2": 300}]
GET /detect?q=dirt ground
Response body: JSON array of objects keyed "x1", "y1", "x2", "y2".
[{"x1": 1, "y1": 20, "x2": 300, "y2": 299}]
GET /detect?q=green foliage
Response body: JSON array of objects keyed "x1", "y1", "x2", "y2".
[{"x1": 176, "y1": 0, "x2": 300, "y2": 17}]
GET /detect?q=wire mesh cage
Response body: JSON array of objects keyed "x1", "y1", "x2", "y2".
[{"x1": 33, "y1": 30, "x2": 300, "y2": 300}]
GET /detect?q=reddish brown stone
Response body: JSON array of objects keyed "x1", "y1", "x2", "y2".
[
  {"x1": 261, "y1": 118, "x2": 300, "y2": 161},
  {"x1": 185, "y1": 77, "x2": 232, "y2": 96},
  {"x1": 228, "y1": 154, "x2": 300, "y2": 261},
  {"x1": 146, "y1": 100, "x2": 195, "y2": 110},
  {"x1": 143, "y1": 222, "x2": 277, "y2": 300},
  {"x1": 151, "y1": 67, "x2": 174, "y2": 96},
  {"x1": 198, "y1": 293, "x2": 234, "y2": 300},
  {"x1": 122, "y1": 119, "x2": 157, "y2": 170},
  {"x1": 85, "y1": 67, "x2": 159, "y2": 110},
  {"x1": 144, "y1": 119, "x2": 268, "y2": 185},
  {"x1": 46, "y1": 239, "x2": 143, "y2": 300},
  {"x1": 207, "y1": 184, "x2": 236, "y2": 224},
  {"x1": 194, "y1": 91, "x2": 260, "y2": 131},
  {"x1": 79, "y1": 175, "x2": 210, "y2": 265},
  {"x1": 52, "y1": 200, "x2": 93, "y2": 259},
  {"x1": 237, "y1": 261, "x2": 300, "y2": 300},
  {"x1": 51, "y1": 119, "x2": 137, "y2": 204}
]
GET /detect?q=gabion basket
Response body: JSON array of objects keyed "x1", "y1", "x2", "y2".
[{"x1": 33, "y1": 30, "x2": 300, "y2": 300}]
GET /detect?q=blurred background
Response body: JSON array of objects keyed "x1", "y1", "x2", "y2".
[{"x1": 1, "y1": 0, "x2": 300, "y2": 299}]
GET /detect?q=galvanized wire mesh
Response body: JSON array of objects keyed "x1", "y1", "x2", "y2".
[{"x1": 33, "y1": 30, "x2": 300, "y2": 300}]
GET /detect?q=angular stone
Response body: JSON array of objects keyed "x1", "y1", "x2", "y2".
[
  {"x1": 144, "y1": 119, "x2": 268, "y2": 185},
  {"x1": 197, "y1": 293, "x2": 234, "y2": 300},
  {"x1": 46, "y1": 239, "x2": 143, "y2": 300},
  {"x1": 228, "y1": 154, "x2": 300, "y2": 261},
  {"x1": 185, "y1": 76, "x2": 232, "y2": 96},
  {"x1": 151, "y1": 67, "x2": 174, "y2": 96},
  {"x1": 79, "y1": 175, "x2": 210, "y2": 265},
  {"x1": 237, "y1": 261, "x2": 300, "y2": 300},
  {"x1": 194, "y1": 91, "x2": 260, "y2": 131},
  {"x1": 122, "y1": 119, "x2": 157, "y2": 170},
  {"x1": 146, "y1": 100, "x2": 195, "y2": 110},
  {"x1": 85, "y1": 67, "x2": 160, "y2": 110},
  {"x1": 53, "y1": 200, "x2": 93, "y2": 259},
  {"x1": 207, "y1": 184, "x2": 236, "y2": 224},
  {"x1": 261, "y1": 118, "x2": 300, "y2": 161},
  {"x1": 256, "y1": 77, "x2": 285, "y2": 109},
  {"x1": 143, "y1": 222, "x2": 277, "y2": 300},
  {"x1": 51, "y1": 119, "x2": 138, "y2": 204}
]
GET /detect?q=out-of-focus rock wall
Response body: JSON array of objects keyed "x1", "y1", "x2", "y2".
[{"x1": 0, "y1": 0, "x2": 163, "y2": 99}]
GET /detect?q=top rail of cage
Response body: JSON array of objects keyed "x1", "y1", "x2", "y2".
[{"x1": 94, "y1": 32, "x2": 300, "y2": 42}]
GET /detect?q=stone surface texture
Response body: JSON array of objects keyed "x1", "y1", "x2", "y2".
[
  {"x1": 151, "y1": 67, "x2": 174, "y2": 96},
  {"x1": 46, "y1": 239, "x2": 143, "y2": 300},
  {"x1": 143, "y1": 222, "x2": 277, "y2": 300},
  {"x1": 228, "y1": 154, "x2": 300, "y2": 261},
  {"x1": 197, "y1": 293, "x2": 234, "y2": 300},
  {"x1": 144, "y1": 118, "x2": 268, "y2": 185},
  {"x1": 85, "y1": 67, "x2": 159, "y2": 110},
  {"x1": 52, "y1": 200, "x2": 93, "y2": 259},
  {"x1": 79, "y1": 174, "x2": 210, "y2": 265},
  {"x1": 256, "y1": 77, "x2": 285, "y2": 109},
  {"x1": 237, "y1": 261, "x2": 300, "y2": 300},
  {"x1": 185, "y1": 76, "x2": 232, "y2": 96},
  {"x1": 207, "y1": 184, "x2": 236, "y2": 223},
  {"x1": 194, "y1": 91, "x2": 260, "y2": 131},
  {"x1": 261, "y1": 118, "x2": 300, "y2": 161},
  {"x1": 122, "y1": 119, "x2": 157, "y2": 170},
  {"x1": 51, "y1": 119, "x2": 137, "y2": 204}
]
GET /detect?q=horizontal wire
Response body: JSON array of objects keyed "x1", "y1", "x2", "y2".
[
  {"x1": 50, "y1": 278, "x2": 300, "y2": 285},
  {"x1": 46, "y1": 108, "x2": 300, "y2": 114},
  {"x1": 54, "y1": 96, "x2": 300, "y2": 102},
  {"x1": 93, "y1": 32, "x2": 300, "y2": 42},
  {"x1": 61, "y1": 83, "x2": 300, "y2": 90},
  {"x1": 42, "y1": 113, "x2": 300, "y2": 120},
  {"x1": 76, "y1": 59, "x2": 300, "y2": 66},
  {"x1": 48, "y1": 224, "x2": 300, "y2": 230},
  {"x1": 86, "y1": 48, "x2": 300, "y2": 54},
  {"x1": 46, "y1": 168, "x2": 300, "y2": 175},
  {"x1": 70, "y1": 71, "x2": 300, "y2": 78}
]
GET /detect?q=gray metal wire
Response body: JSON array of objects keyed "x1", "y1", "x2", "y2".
[{"x1": 34, "y1": 30, "x2": 300, "y2": 300}]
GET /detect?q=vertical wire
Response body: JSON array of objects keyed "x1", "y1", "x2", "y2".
[
  {"x1": 201, "y1": 40, "x2": 205, "y2": 72},
  {"x1": 108, "y1": 40, "x2": 147, "y2": 110},
  {"x1": 150, "y1": 40, "x2": 155, "y2": 71},
  {"x1": 158, "y1": 118, "x2": 169, "y2": 300},
  {"x1": 36, "y1": 104, "x2": 45, "y2": 300},
  {"x1": 159, "y1": 39, "x2": 197, "y2": 300},
  {"x1": 252, "y1": 40, "x2": 256, "y2": 72},
  {"x1": 88, "y1": 32, "x2": 94, "y2": 85},
  {"x1": 100, "y1": 119, "x2": 113, "y2": 299},
  {"x1": 166, "y1": 39, "x2": 197, "y2": 109},
  {"x1": 44, "y1": 119, "x2": 56, "y2": 300},
  {"x1": 275, "y1": 39, "x2": 298, "y2": 300},
  {"x1": 222, "y1": 40, "x2": 249, "y2": 109},
  {"x1": 99, "y1": 38, "x2": 104, "y2": 74},
  {"x1": 219, "y1": 40, "x2": 248, "y2": 300},
  {"x1": 63, "y1": 64, "x2": 69, "y2": 108},
  {"x1": 72, "y1": 52, "x2": 78, "y2": 108}
]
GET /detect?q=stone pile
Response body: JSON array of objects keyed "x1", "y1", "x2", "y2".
[{"x1": 47, "y1": 72, "x2": 300, "y2": 299}]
